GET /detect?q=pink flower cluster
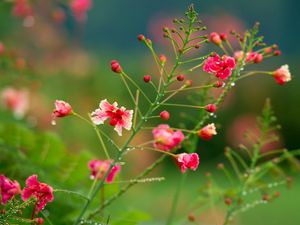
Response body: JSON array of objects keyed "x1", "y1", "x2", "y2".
[
  {"x1": 152, "y1": 124, "x2": 185, "y2": 151},
  {"x1": 0, "y1": 175, "x2": 53, "y2": 214},
  {"x1": 88, "y1": 160, "x2": 121, "y2": 183},
  {"x1": 203, "y1": 53, "x2": 236, "y2": 80},
  {"x1": 91, "y1": 99, "x2": 133, "y2": 136}
]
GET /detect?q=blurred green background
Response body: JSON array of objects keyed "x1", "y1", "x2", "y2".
[{"x1": 0, "y1": 0, "x2": 299, "y2": 224}]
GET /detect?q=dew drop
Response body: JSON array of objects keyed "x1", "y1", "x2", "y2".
[
  {"x1": 51, "y1": 120, "x2": 56, "y2": 126},
  {"x1": 231, "y1": 82, "x2": 236, "y2": 86}
]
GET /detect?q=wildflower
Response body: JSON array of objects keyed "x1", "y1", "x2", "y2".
[
  {"x1": 203, "y1": 54, "x2": 236, "y2": 80},
  {"x1": 52, "y1": 100, "x2": 72, "y2": 124},
  {"x1": 111, "y1": 60, "x2": 122, "y2": 73},
  {"x1": 1, "y1": 87, "x2": 29, "y2": 118},
  {"x1": 88, "y1": 160, "x2": 121, "y2": 183},
  {"x1": 152, "y1": 124, "x2": 184, "y2": 151},
  {"x1": 273, "y1": 65, "x2": 291, "y2": 85},
  {"x1": 0, "y1": 175, "x2": 21, "y2": 205},
  {"x1": 160, "y1": 111, "x2": 170, "y2": 120},
  {"x1": 205, "y1": 104, "x2": 217, "y2": 113},
  {"x1": 209, "y1": 32, "x2": 222, "y2": 45},
  {"x1": 198, "y1": 123, "x2": 217, "y2": 141},
  {"x1": 70, "y1": 0, "x2": 92, "y2": 22},
  {"x1": 22, "y1": 175, "x2": 54, "y2": 213},
  {"x1": 175, "y1": 153, "x2": 199, "y2": 173},
  {"x1": 91, "y1": 99, "x2": 133, "y2": 136},
  {"x1": 143, "y1": 75, "x2": 151, "y2": 83}
]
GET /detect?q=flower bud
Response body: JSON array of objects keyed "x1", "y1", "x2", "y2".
[
  {"x1": 111, "y1": 60, "x2": 122, "y2": 73},
  {"x1": 224, "y1": 198, "x2": 232, "y2": 206},
  {"x1": 176, "y1": 74, "x2": 185, "y2": 81},
  {"x1": 160, "y1": 111, "x2": 170, "y2": 120},
  {"x1": 35, "y1": 218, "x2": 44, "y2": 224},
  {"x1": 209, "y1": 32, "x2": 222, "y2": 45},
  {"x1": 274, "y1": 50, "x2": 281, "y2": 56},
  {"x1": 188, "y1": 213, "x2": 196, "y2": 222},
  {"x1": 143, "y1": 75, "x2": 151, "y2": 83},
  {"x1": 273, "y1": 65, "x2": 291, "y2": 85},
  {"x1": 213, "y1": 80, "x2": 225, "y2": 88},
  {"x1": 254, "y1": 53, "x2": 263, "y2": 63},
  {"x1": 220, "y1": 33, "x2": 227, "y2": 41},
  {"x1": 137, "y1": 34, "x2": 145, "y2": 41},
  {"x1": 159, "y1": 54, "x2": 167, "y2": 64},
  {"x1": 205, "y1": 104, "x2": 217, "y2": 113},
  {"x1": 264, "y1": 47, "x2": 273, "y2": 54},
  {"x1": 185, "y1": 80, "x2": 192, "y2": 87}
]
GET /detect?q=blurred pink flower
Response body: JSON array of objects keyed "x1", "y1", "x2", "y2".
[
  {"x1": 91, "y1": 99, "x2": 133, "y2": 136},
  {"x1": 209, "y1": 32, "x2": 222, "y2": 45},
  {"x1": 12, "y1": 0, "x2": 33, "y2": 18},
  {"x1": 70, "y1": 0, "x2": 92, "y2": 22},
  {"x1": 0, "y1": 175, "x2": 21, "y2": 205},
  {"x1": 226, "y1": 115, "x2": 283, "y2": 153},
  {"x1": 198, "y1": 123, "x2": 217, "y2": 141},
  {"x1": 88, "y1": 159, "x2": 121, "y2": 183},
  {"x1": 273, "y1": 65, "x2": 291, "y2": 85},
  {"x1": 152, "y1": 124, "x2": 185, "y2": 151},
  {"x1": 176, "y1": 153, "x2": 199, "y2": 173},
  {"x1": 203, "y1": 54, "x2": 236, "y2": 80},
  {"x1": 22, "y1": 175, "x2": 54, "y2": 213},
  {"x1": 1, "y1": 87, "x2": 29, "y2": 118}
]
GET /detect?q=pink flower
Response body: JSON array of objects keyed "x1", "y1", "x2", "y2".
[
  {"x1": 91, "y1": 99, "x2": 133, "y2": 136},
  {"x1": 70, "y1": 0, "x2": 92, "y2": 22},
  {"x1": 0, "y1": 175, "x2": 21, "y2": 205},
  {"x1": 234, "y1": 51, "x2": 244, "y2": 61},
  {"x1": 111, "y1": 60, "x2": 122, "y2": 73},
  {"x1": 12, "y1": 0, "x2": 33, "y2": 18},
  {"x1": 88, "y1": 160, "x2": 121, "y2": 183},
  {"x1": 273, "y1": 65, "x2": 291, "y2": 85},
  {"x1": 209, "y1": 32, "x2": 222, "y2": 45},
  {"x1": 52, "y1": 100, "x2": 72, "y2": 124},
  {"x1": 152, "y1": 124, "x2": 185, "y2": 151},
  {"x1": 1, "y1": 87, "x2": 29, "y2": 118},
  {"x1": 176, "y1": 153, "x2": 199, "y2": 173},
  {"x1": 198, "y1": 123, "x2": 217, "y2": 141},
  {"x1": 21, "y1": 175, "x2": 54, "y2": 213},
  {"x1": 203, "y1": 54, "x2": 236, "y2": 80}
]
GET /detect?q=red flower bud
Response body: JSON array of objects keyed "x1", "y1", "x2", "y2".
[
  {"x1": 160, "y1": 110, "x2": 170, "y2": 120},
  {"x1": 224, "y1": 198, "x2": 232, "y2": 206},
  {"x1": 209, "y1": 32, "x2": 222, "y2": 45},
  {"x1": 220, "y1": 33, "x2": 227, "y2": 41},
  {"x1": 274, "y1": 50, "x2": 281, "y2": 56},
  {"x1": 264, "y1": 47, "x2": 273, "y2": 54},
  {"x1": 185, "y1": 80, "x2": 192, "y2": 87},
  {"x1": 111, "y1": 60, "x2": 122, "y2": 73},
  {"x1": 254, "y1": 53, "x2": 263, "y2": 63},
  {"x1": 205, "y1": 104, "x2": 217, "y2": 113},
  {"x1": 35, "y1": 218, "x2": 44, "y2": 224},
  {"x1": 143, "y1": 75, "x2": 151, "y2": 83},
  {"x1": 137, "y1": 34, "x2": 145, "y2": 41},
  {"x1": 176, "y1": 74, "x2": 185, "y2": 81},
  {"x1": 213, "y1": 80, "x2": 225, "y2": 88},
  {"x1": 159, "y1": 54, "x2": 167, "y2": 64}
]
